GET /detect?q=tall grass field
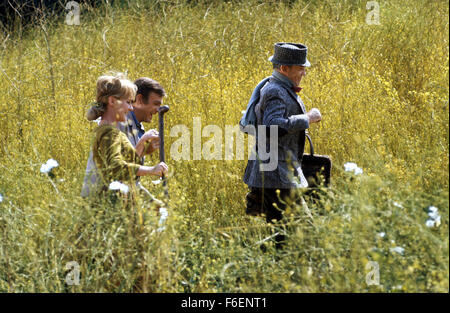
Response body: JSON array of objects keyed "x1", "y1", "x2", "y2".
[{"x1": 0, "y1": 0, "x2": 448, "y2": 292}]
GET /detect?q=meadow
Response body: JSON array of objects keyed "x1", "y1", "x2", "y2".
[{"x1": 0, "y1": 0, "x2": 448, "y2": 292}]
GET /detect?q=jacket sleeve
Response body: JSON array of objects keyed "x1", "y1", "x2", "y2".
[
  {"x1": 97, "y1": 129, "x2": 141, "y2": 182},
  {"x1": 261, "y1": 89, "x2": 309, "y2": 134}
]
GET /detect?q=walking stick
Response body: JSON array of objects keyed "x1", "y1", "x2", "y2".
[{"x1": 158, "y1": 105, "x2": 170, "y2": 198}]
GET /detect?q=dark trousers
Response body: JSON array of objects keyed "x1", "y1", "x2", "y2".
[
  {"x1": 246, "y1": 187, "x2": 310, "y2": 249},
  {"x1": 246, "y1": 187, "x2": 292, "y2": 223}
]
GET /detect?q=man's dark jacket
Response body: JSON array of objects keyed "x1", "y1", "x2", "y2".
[{"x1": 243, "y1": 76, "x2": 310, "y2": 189}]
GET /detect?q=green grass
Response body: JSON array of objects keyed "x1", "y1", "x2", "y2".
[{"x1": 0, "y1": 0, "x2": 448, "y2": 292}]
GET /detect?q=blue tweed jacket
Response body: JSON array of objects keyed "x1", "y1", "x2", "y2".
[{"x1": 243, "y1": 75, "x2": 310, "y2": 189}]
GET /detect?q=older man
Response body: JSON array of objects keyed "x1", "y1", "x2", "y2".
[
  {"x1": 81, "y1": 77, "x2": 166, "y2": 200},
  {"x1": 243, "y1": 43, "x2": 322, "y2": 245}
]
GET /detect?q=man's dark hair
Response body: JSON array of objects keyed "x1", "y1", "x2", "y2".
[{"x1": 134, "y1": 77, "x2": 166, "y2": 102}]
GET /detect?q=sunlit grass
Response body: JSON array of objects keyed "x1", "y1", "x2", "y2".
[{"x1": 0, "y1": 0, "x2": 448, "y2": 292}]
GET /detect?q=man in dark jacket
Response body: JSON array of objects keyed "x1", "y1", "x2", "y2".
[{"x1": 243, "y1": 43, "x2": 322, "y2": 246}]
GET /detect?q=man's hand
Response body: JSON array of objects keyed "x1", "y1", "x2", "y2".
[
  {"x1": 136, "y1": 129, "x2": 160, "y2": 157},
  {"x1": 141, "y1": 129, "x2": 159, "y2": 142},
  {"x1": 145, "y1": 137, "x2": 160, "y2": 155},
  {"x1": 150, "y1": 162, "x2": 168, "y2": 177},
  {"x1": 307, "y1": 108, "x2": 322, "y2": 123}
]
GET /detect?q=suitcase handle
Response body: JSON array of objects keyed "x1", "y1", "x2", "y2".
[{"x1": 305, "y1": 131, "x2": 314, "y2": 156}]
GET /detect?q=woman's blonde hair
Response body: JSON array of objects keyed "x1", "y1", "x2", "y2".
[{"x1": 86, "y1": 72, "x2": 137, "y2": 121}]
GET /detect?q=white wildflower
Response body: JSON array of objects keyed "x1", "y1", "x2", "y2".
[
  {"x1": 393, "y1": 202, "x2": 403, "y2": 209},
  {"x1": 377, "y1": 232, "x2": 386, "y2": 238},
  {"x1": 426, "y1": 206, "x2": 441, "y2": 227},
  {"x1": 425, "y1": 219, "x2": 435, "y2": 228},
  {"x1": 159, "y1": 207, "x2": 168, "y2": 225},
  {"x1": 108, "y1": 181, "x2": 129, "y2": 194},
  {"x1": 344, "y1": 162, "x2": 363, "y2": 175},
  {"x1": 157, "y1": 207, "x2": 168, "y2": 232},
  {"x1": 0, "y1": 193, "x2": 3, "y2": 203},
  {"x1": 344, "y1": 162, "x2": 357, "y2": 171},
  {"x1": 159, "y1": 207, "x2": 168, "y2": 219},
  {"x1": 390, "y1": 247, "x2": 405, "y2": 255},
  {"x1": 427, "y1": 206, "x2": 440, "y2": 219},
  {"x1": 426, "y1": 216, "x2": 441, "y2": 228},
  {"x1": 157, "y1": 226, "x2": 166, "y2": 233},
  {"x1": 428, "y1": 211, "x2": 440, "y2": 220},
  {"x1": 40, "y1": 158, "x2": 59, "y2": 173},
  {"x1": 435, "y1": 215, "x2": 441, "y2": 227},
  {"x1": 151, "y1": 179, "x2": 163, "y2": 185}
]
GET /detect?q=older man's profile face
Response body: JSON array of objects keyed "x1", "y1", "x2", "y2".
[{"x1": 280, "y1": 65, "x2": 307, "y2": 87}]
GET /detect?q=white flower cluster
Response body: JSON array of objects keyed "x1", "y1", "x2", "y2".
[
  {"x1": 425, "y1": 206, "x2": 441, "y2": 228},
  {"x1": 157, "y1": 207, "x2": 169, "y2": 232},
  {"x1": 40, "y1": 159, "x2": 59, "y2": 174},
  {"x1": 344, "y1": 162, "x2": 363, "y2": 175},
  {"x1": 108, "y1": 181, "x2": 129, "y2": 194},
  {"x1": 390, "y1": 246, "x2": 405, "y2": 255}
]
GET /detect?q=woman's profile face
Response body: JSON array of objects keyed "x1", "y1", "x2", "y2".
[{"x1": 113, "y1": 97, "x2": 133, "y2": 122}]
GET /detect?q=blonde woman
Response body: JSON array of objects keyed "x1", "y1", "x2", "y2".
[{"x1": 86, "y1": 74, "x2": 168, "y2": 200}]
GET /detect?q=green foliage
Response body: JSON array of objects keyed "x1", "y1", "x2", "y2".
[{"x1": 0, "y1": 0, "x2": 448, "y2": 292}]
